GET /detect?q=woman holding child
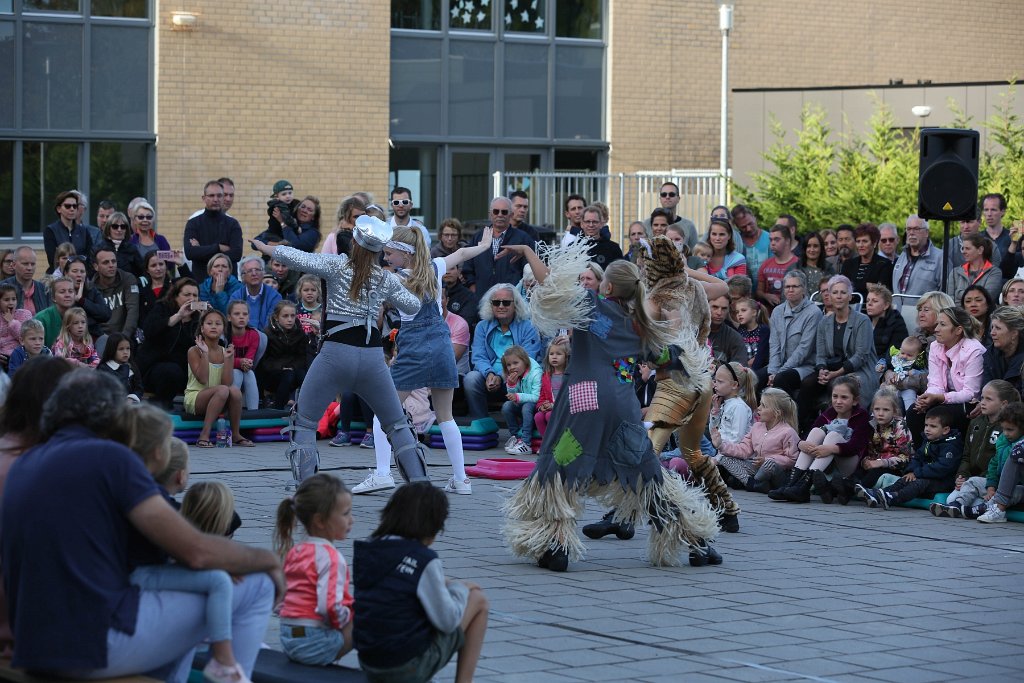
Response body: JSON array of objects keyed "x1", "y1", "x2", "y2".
[{"x1": 865, "y1": 283, "x2": 908, "y2": 363}]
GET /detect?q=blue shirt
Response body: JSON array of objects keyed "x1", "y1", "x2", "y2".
[
  {"x1": 487, "y1": 326, "x2": 515, "y2": 375},
  {"x1": 741, "y1": 230, "x2": 772, "y2": 292},
  {"x1": 1, "y1": 426, "x2": 159, "y2": 669}
]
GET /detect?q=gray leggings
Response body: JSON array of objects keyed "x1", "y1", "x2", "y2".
[{"x1": 294, "y1": 342, "x2": 425, "y2": 480}]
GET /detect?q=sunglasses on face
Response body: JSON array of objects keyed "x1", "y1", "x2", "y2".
[
  {"x1": 135, "y1": 214, "x2": 154, "y2": 221},
  {"x1": 67, "y1": 255, "x2": 88, "y2": 263},
  {"x1": 109, "y1": 223, "x2": 128, "y2": 230},
  {"x1": 880, "y1": 237, "x2": 896, "y2": 243},
  {"x1": 660, "y1": 192, "x2": 677, "y2": 198},
  {"x1": 491, "y1": 299, "x2": 513, "y2": 307},
  {"x1": 492, "y1": 208, "x2": 510, "y2": 216},
  {"x1": 61, "y1": 203, "x2": 79, "y2": 210},
  {"x1": 391, "y1": 199, "x2": 411, "y2": 206}
]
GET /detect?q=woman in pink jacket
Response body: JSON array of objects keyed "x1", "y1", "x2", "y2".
[
  {"x1": 911, "y1": 306, "x2": 986, "y2": 434},
  {"x1": 712, "y1": 388, "x2": 800, "y2": 494}
]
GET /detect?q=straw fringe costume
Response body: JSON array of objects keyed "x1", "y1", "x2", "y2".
[
  {"x1": 503, "y1": 241, "x2": 718, "y2": 568},
  {"x1": 645, "y1": 275, "x2": 741, "y2": 524}
]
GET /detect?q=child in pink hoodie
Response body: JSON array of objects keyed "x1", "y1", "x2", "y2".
[{"x1": 712, "y1": 388, "x2": 799, "y2": 493}]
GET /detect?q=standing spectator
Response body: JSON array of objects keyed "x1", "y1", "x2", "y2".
[
  {"x1": 841, "y1": 223, "x2": 894, "y2": 297},
  {"x1": 878, "y1": 223, "x2": 900, "y2": 261},
  {"x1": 230, "y1": 256, "x2": 282, "y2": 331},
  {"x1": 830, "y1": 224, "x2": 856, "y2": 273},
  {"x1": 767, "y1": 271, "x2": 824, "y2": 395},
  {"x1": 820, "y1": 228, "x2": 839, "y2": 264},
  {"x1": 732, "y1": 205, "x2": 770, "y2": 292},
  {"x1": 951, "y1": 207, "x2": 1002, "y2": 272},
  {"x1": 796, "y1": 231, "x2": 834, "y2": 295},
  {"x1": 95, "y1": 200, "x2": 117, "y2": 233},
  {"x1": 578, "y1": 205, "x2": 623, "y2": 268},
  {"x1": 559, "y1": 194, "x2": 589, "y2": 244},
  {"x1": 642, "y1": 182, "x2": 698, "y2": 248},
  {"x1": 2, "y1": 247, "x2": 50, "y2": 315},
  {"x1": 461, "y1": 197, "x2": 535, "y2": 295},
  {"x1": 0, "y1": 369, "x2": 279, "y2": 679},
  {"x1": 43, "y1": 191, "x2": 100, "y2": 274},
  {"x1": 92, "y1": 247, "x2": 140, "y2": 343},
  {"x1": 388, "y1": 186, "x2": 430, "y2": 245},
  {"x1": 948, "y1": 233, "x2": 1001, "y2": 304},
  {"x1": 893, "y1": 215, "x2": 943, "y2": 308},
  {"x1": 508, "y1": 190, "x2": 541, "y2": 244},
  {"x1": 757, "y1": 224, "x2": 799, "y2": 309},
  {"x1": 982, "y1": 192, "x2": 1010, "y2": 258},
  {"x1": 706, "y1": 218, "x2": 747, "y2": 281},
  {"x1": 97, "y1": 211, "x2": 143, "y2": 277},
  {"x1": 800, "y1": 275, "x2": 877, "y2": 430},
  {"x1": 128, "y1": 200, "x2": 172, "y2": 262},
  {"x1": 431, "y1": 218, "x2": 465, "y2": 258},
  {"x1": 184, "y1": 180, "x2": 243, "y2": 283},
  {"x1": 322, "y1": 195, "x2": 366, "y2": 256}
]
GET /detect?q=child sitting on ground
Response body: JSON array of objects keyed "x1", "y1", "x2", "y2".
[
  {"x1": 709, "y1": 361, "x2": 756, "y2": 462},
  {"x1": 535, "y1": 339, "x2": 569, "y2": 439},
  {"x1": 976, "y1": 403, "x2": 1024, "y2": 523},
  {"x1": 274, "y1": 473, "x2": 354, "y2": 666},
  {"x1": 185, "y1": 309, "x2": 253, "y2": 448},
  {"x1": 847, "y1": 387, "x2": 913, "y2": 501},
  {"x1": 501, "y1": 345, "x2": 542, "y2": 456},
  {"x1": 5, "y1": 319, "x2": 50, "y2": 376},
  {"x1": 96, "y1": 331, "x2": 143, "y2": 401},
  {"x1": 50, "y1": 307, "x2": 99, "y2": 367},
  {"x1": 931, "y1": 380, "x2": 1019, "y2": 518},
  {"x1": 857, "y1": 406, "x2": 961, "y2": 509},
  {"x1": 227, "y1": 300, "x2": 261, "y2": 411},
  {"x1": 713, "y1": 388, "x2": 799, "y2": 493},
  {"x1": 353, "y1": 482, "x2": 488, "y2": 683},
  {"x1": 883, "y1": 335, "x2": 927, "y2": 410},
  {"x1": 121, "y1": 404, "x2": 249, "y2": 683}
]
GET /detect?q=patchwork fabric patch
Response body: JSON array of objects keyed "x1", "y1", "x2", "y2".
[
  {"x1": 612, "y1": 356, "x2": 636, "y2": 384},
  {"x1": 553, "y1": 429, "x2": 584, "y2": 466},
  {"x1": 568, "y1": 381, "x2": 599, "y2": 414},
  {"x1": 589, "y1": 312, "x2": 613, "y2": 339}
]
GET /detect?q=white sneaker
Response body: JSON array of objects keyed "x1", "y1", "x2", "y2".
[
  {"x1": 203, "y1": 659, "x2": 252, "y2": 683},
  {"x1": 978, "y1": 505, "x2": 1007, "y2": 523},
  {"x1": 504, "y1": 435, "x2": 518, "y2": 450},
  {"x1": 352, "y1": 470, "x2": 396, "y2": 494},
  {"x1": 444, "y1": 477, "x2": 472, "y2": 495},
  {"x1": 505, "y1": 438, "x2": 532, "y2": 455}
]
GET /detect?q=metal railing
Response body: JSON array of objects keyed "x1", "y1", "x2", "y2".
[{"x1": 492, "y1": 169, "x2": 730, "y2": 242}]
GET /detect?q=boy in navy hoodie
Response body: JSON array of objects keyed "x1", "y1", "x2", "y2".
[{"x1": 857, "y1": 406, "x2": 961, "y2": 509}]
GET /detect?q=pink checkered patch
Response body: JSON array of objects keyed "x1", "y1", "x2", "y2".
[{"x1": 568, "y1": 381, "x2": 599, "y2": 414}]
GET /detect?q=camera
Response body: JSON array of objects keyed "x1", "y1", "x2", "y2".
[{"x1": 189, "y1": 300, "x2": 209, "y2": 312}]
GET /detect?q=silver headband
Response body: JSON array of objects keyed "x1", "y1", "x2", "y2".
[{"x1": 385, "y1": 240, "x2": 415, "y2": 254}]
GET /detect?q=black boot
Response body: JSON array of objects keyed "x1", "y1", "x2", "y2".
[
  {"x1": 781, "y1": 469, "x2": 812, "y2": 503},
  {"x1": 834, "y1": 476, "x2": 855, "y2": 505},
  {"x1": 689, "y1": 540, "x2": 723, "y2": 567},
  {"x1": 582, "y1": 510, "x2": 635, "y2": 540},
  {"x1": 768, "y1": 469, "x2": 801, "y2": 501},
  {"x1": 538, "y1": 545, "x2": 568, "y2": 572},
  {"x1": 812, "y1": 470, "x2": 834, "y2": 504},
  {"x1": 719, "y1": 513, "x2": 739, "y2": 533},
  {"x1": 746, "y1": 476, "x2": 772, "y2": 494}
]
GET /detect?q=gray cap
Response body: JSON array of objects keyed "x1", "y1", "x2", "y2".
[{"x1": 353, "y1": 215, "x2": 392, "y2": 253}]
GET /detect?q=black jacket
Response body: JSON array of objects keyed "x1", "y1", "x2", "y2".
[
  {"x1": 872, "y1": 307, "x2": 909, "y2": 359},
  {"x1": 841, "y1": 254, "x2": 894, "y2": 297},
  {"x1": 982, "y1": 343, "x2": 1024, "y2": 393},
  {"x1": 462, "y1": 226, "x2": 535, "y2": 295},
  {"x1": 183, "y1": 210, "x2": 243, "y2": 282}
]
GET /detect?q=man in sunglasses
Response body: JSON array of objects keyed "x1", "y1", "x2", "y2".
[
  {"x1": 578, "y1": 206, "x2": 623, "y2": 268},
  {"x1": 641, "y1": 182, "x2": 697, "y2": 248},
  {"x1": 43, "y1": 190, "x2": 102, "y2": 275},
  {"x1": 877, "y1": 223, "x2": 900, "y2": 262},
  {"x1": 388, "y1": 186, "x2": 431, "y2": 246},
  {"x1": 461, "y1": 196, "x2": 536, "y2": 295}
]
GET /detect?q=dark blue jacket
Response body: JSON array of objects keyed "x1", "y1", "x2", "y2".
[
  {"x1": 910, "y1": 429, "x2": 962, "y2": 488},
  {"x1": 461, "y1": 226, "x2": 535, "y2": 295},
  {"x1": 183, "y1": 210, "x2": 243, "y2": 282},
  {"x1": 353, "y1": 537, "x2": 437, "y2": 668}
]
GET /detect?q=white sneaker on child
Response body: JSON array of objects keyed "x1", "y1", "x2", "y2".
[
  {"x1": 978, "y1": 506, "x2": 1007, "y2": 523},
  {"x1": 504, "y1": 435, "x2": 518, "y2": 450},
  {"x1": 506, "y1": 438, "x2": 532, "y2": 455},
  {"x1": 203, "y1": 659, "x2": 252, "y2": 683}
]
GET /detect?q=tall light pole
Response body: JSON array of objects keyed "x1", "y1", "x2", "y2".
[{"x1": 716, "y1": 1, "x2": 734, "y2": 205}]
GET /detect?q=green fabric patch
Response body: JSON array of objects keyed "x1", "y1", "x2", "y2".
[{"x1": 553, "y1": 430, "x2": 583, "y2": 466}]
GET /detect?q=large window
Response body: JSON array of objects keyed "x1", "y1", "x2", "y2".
[{"x1": 0, "y1": 1, "x2": 153, "y2": 240}]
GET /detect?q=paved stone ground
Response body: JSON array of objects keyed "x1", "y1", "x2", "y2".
[{"x1": 191, "y1": 440, "x2": 1024, "y2": 683}]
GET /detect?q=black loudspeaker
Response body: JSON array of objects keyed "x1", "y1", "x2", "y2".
[{"x1": 918, "y1": 128, "x2": 979, "y2": 221}]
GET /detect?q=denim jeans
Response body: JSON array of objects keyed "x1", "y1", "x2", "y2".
[
  {"x1": 502, "y1": 400, "x2": 536, "y2": 440},
  {"x1": 74, "y1": 573, "x2": 273, "y2": 682},
  {"x1": 279, "y1": 624, "x2": 344, "y2": 666},
  {"x1": 463, "y1": 370, "x2": 506, "y2": 420},
  {"x1": 129, "y1": 565, "x2": 233, "y2": 642}
]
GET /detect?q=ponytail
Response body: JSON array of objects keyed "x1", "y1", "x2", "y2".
[
  {"x1": 391, "y1": 227, "x2": 435, "y2": 301},
  {"x1": 727, "y1": 362, "x2": 758, "y2": 412},
  {"x1": 273, "y1": 473, "x2": 348, "y2": 558},
  {"x1": 273, "y1": 497, "x2": 298, "y2": 558}
]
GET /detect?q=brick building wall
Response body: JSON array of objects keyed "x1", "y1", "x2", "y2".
[
  {"x1": 607, "y1": 0, "x2": 1022, "y2": 177},
  {"x1": 156, "y1": 0, "x2": 390, "y2": 251}
]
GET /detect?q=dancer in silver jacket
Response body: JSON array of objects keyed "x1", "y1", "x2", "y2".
[{"x1": 251, "y1": 215, "x2": 428, "y2": 485}]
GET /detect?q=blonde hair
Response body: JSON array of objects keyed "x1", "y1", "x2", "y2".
[
  {"x1": 296, "y1": 274, "x2": 321, "y2": 304},
  {"x1": 1001, "y1": 277, "x2": 1024, "y2": 305},
  {"x1": 542, "y1": 339, "x2": 570, "y2": 374},
  {"x1": 54, "y1": 242, "x2": 77, "y2": 268},
  {"x1": 155, "y1": 437, "x2": 190, "y2": 488},
  {"x1": 390, "y1": 227, "x2": 436, "y2": 301},
  {"x1": 733, "y1": 297, "x2": 768, "y2": 326},
  {"x1": 870, "y1": 386, "x2": 904, "y2": 418},
  {"x1": 720, "y1": 361, "x2": 758, "y2": 413},
  {"x1": 56, "y1": 306, "x2": 93, "y2": 349},
  {"x1": 501, "y1": 345, "x2": 532, "y2": 375},
  {"x1": 692, "y1": 241, "x2": 713, "y2": 259},
  {"x1": 759, "y1": 388, "x2": 798, "y2": 430},
  {"x1": 182, "y1": 481, "x2": 235, "y2": 536},
  {"x1": 603, "y1": 260, "x2": 669, "y2": 354},
  {"x1": 120, "y1": 402, "x2": 173, "y2": 473}
]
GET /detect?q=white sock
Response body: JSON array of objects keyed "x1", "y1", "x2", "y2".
[
  {"x1": 439, "y1": 419, "x2": 466, "y2": 481},
  {"x1": 371, "y1": 417, "x2": 391, "y2": 476}
]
